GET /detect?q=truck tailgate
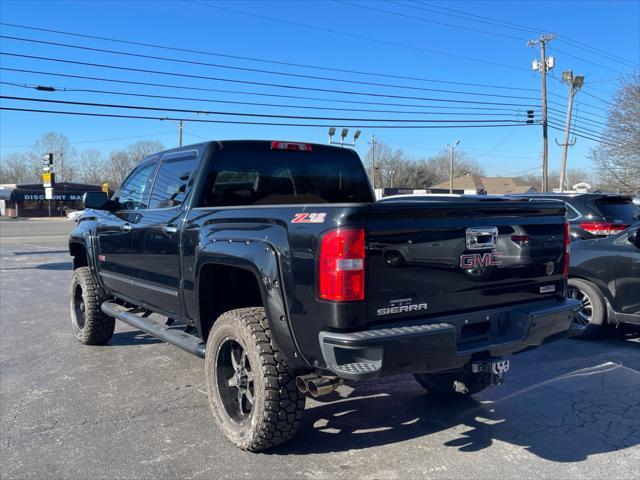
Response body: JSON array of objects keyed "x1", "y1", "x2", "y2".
[{"x1": 367, "y1": 199, "x2": 566, "y2": 325}]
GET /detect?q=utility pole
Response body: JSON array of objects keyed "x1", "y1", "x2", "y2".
[
  {"x1": 528, "y1": 33, "x2": 557, "y2": 192},
  {"x1": 369, "y1": 135, "x2": 377, "y2": 192},
  {"x1": 178, "y1": 120, "x2": 184, "y2": 147},
  {"x1": 446, "y1": 140, "x2": 461, "y2": 194},
  {"x1": 556, "y1": 70, "x2": 584, "y2": 192}
]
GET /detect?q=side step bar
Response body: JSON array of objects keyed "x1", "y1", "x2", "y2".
[{"x1": 101, "y1": 301, "x2": 206, "y2": 358}]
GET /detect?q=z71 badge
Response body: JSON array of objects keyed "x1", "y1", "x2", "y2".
[{"x1": 291, "y1": 213, "x2": 326, "y2": 223}]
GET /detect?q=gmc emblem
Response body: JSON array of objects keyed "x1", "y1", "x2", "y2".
[{"x1": 460, "y1": 251, "x2": 503, "y2": 268}]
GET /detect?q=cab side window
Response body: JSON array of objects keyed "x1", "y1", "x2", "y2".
[
  {"x1": 149, "y1": 152, "x2": 199, "y2": 209},
  {"x1": 116, "y1": 159, "x2": 157, "y2": 210}
]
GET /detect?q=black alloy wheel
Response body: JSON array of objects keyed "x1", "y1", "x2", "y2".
[{"x1": 215, "y1": 338, "x2": 255, "y2": 423}]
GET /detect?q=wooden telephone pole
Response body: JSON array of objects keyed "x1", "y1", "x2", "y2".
[{"x1": 528, "y1": 33, "x2": 557, "y2": 192}]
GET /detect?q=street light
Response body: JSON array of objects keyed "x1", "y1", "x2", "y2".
[
  {"x1": 327, "y1": 128, "x2": 362, "y2": 147},
  {"x1": 340, "y1": 128, "x2": 349, "y2": 146}
]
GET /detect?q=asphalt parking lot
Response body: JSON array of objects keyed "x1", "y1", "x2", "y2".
[{"x1": 1, "y1": 219, "x2": 639, "y2": 479}]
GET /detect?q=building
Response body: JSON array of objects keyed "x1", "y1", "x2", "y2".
[
  {"x1": 429, "y1": 175, "x2": 537, "y2": 195},
  {"x1": 0, "y1": 183, "x2": 104, "y2": 218}
]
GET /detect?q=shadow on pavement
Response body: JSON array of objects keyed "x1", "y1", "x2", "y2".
[
  {"x1": 36, "y1": 262, "x2": 73, "y2": 270},
  {"x1": 12, "y1": 250, "x2": 69, "y2": 255},
  {"x1": 0, "y1": 262, "x2": 72, "y2": 271},
  {"x1": 272, "y1": 334, "x2": 639, "y2": 462},
  {"x1": 109, "y1": 331, "x2": 164, "y2": 346}
]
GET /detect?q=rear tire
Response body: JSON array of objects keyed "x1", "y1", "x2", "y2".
[
  {"x1": 205, "y1": 307, "x2": 305, "y2": 451},
  {"x1": 567, "y1": 278, "x2": 606, "y2": 338},
  {"x1": 69, "y1": 267, "x2": 115, "y2": 345},
  {"x1": 414, "y1": 367, "x2": 491, "y2": 397}
]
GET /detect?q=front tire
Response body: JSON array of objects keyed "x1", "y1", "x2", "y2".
[
  {"x1": 567, "y1": 278, "x2": 606, "y2": 338},
  {"x1": 69, "y1": 267, "x2": 115, "y2": 345},
  {"x1": 205, "y1": 307, "x2": 305, "y2": 451},
  {"x1": 414, "y1": 367, "x2": 491, "y2": 398}
]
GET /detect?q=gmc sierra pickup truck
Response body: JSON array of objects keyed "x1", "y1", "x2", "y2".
[{"x1": 68, "y1": 140, "x2": 580, "y2": 451}]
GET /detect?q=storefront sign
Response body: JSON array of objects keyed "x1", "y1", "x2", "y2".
[{"x1": 21, "y1": 192, "x2": 84, "y2": 201}]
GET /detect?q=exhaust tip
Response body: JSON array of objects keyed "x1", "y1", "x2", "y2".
[
  {"x1": 295, "y1": 376, "x2": 309, "y2": 393},
  {"x1": 307, "y1": 380, "x2": 320, "y2": 398}
]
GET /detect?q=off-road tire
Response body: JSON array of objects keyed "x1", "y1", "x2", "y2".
[
  {"x1": 567, "y1": 278, "x2": 606, "y2": 338},
  {"x1": 414, "y1": 367, "x2": 492, "y2": 397},
  {"x1": 205, "y1": 307, "x2": 305, "y2": 451},
  {"x1": 70, "y1": 267, "x2": 115, "y2": 345}
]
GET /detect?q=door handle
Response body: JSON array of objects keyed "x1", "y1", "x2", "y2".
[
  {"x1": 162, "y1": 225, "x2": 178, "y2": 235},
  {"x1": 122, "y1": 224, "x2": 132, "y2": 232}
]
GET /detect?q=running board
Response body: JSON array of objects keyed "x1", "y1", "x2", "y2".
[{"x1": 101, "y1": 301, "x2": 205, "y2": 358}]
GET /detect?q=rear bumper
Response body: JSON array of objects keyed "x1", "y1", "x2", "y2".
[{"x1": 319, "y1": 298, "x2": 581, "y2": 380}]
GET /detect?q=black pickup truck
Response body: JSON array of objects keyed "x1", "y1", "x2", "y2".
[{"x1": 68, "y1": 140, "x2": 580, "y2": 451}]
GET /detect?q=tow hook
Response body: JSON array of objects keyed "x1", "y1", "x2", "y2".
[{"x1": 472, "y1": 359, "x2": 510, "y2": 385}]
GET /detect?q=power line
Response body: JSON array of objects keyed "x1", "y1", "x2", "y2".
[
  {"x1": 337, "y1": 0, "x2": 526, "y2": 41},
  {"x1": 0, "y1": 52, "x2": 539, "y2": 107},
  {"x1": 0, "y1": 66, "x2": 532, "y2": 112},
  {"x1": 548, "y1": 46, "x2": 627, "y2": 75},
  {"x1": 548, "y1": 117, "x2": 607, "y2": 141},
  {"x1": 548, "y1": 104, "x2": 607, "y2": 127},
  {"x1": 0, "y1": 21, "x2": 539, "y2": 91},
  {"x1": 409, "y1": 1, "x2": 540, "y2": 35},
  {"x1": 1, "y1": 95, "x2": 529, "y2": 123},
  {"x1": 412, "y1": 1, "x2": 640, "y2": 69},
  {"x1": 0, "y1": 35, "x2": 540, "y2": 100},
  {"x1": 549, "y1": 108, "x2": 607, "y2": 131},
  {"x1": 580, "y1": 90, "x2": 615, "y2": 107},
  {"x1": 548, "y1": 121, "x2": 613, "y2": 146},
  {"x1": 548, "y1": 98, "x2": 609, "y2": 121},
  {"x1": 559, "y1": 37, "x2": 640, "y2": 70},
  {"x1": 0, "y1": 106, "x2": 535, "y2": 129},
  {"x1": 184, "y1": 0, "x2": 529, "y2": 72},
  {"x1": 0, "y1": 81, "x2": 528, "y2": 117}
]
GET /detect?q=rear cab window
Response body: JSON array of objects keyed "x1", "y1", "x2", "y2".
[{"x1": 197, "y1": 146, "x2": 373, "y2": 207}]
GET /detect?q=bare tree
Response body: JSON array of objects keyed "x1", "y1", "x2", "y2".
[
  {"x1": 363, "y1": 140, "x2": 438, "y2": 189},
  {"x1": 104, "y1": 149, "x2": 133, "y2": 188},
  {"x1": 0, "y1": 152, "x2": 37, "y2": 184},
  {"x1": 363, "y1": 140, "x2": 484, "y2": 189},
  {"x1": 78, "y1": 149, "x2": 106, "y2": 185},
  {"x1": 588, "y1": 75, "x2": 640, "y2": 193},
  {"x1": 427, "y1": 149, "x2": 485, "y2": 184},
  {"x1": 127, "y1": 140, "x2": 164, "y2": 164},
  {"x1": 103, "y1": 140, "x2": 164, "y2": 188},
  {"x1": 28, "y1": 132, "x2": 78, "y2": 182}
]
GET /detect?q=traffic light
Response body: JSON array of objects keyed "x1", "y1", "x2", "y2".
[
  {"x1": 42, "y1": 153, "x2": 53, "y2": 165},
  {"x1": 526, "y1": 110, "x2": 535, "y2": 124}
]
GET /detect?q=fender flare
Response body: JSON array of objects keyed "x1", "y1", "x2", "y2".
[{"x1": 194, "y1": 239, "x2": 307, "y2": 369}]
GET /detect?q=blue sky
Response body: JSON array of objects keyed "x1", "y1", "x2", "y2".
[{"x1": 0, "y1": 0, "x2": 638, "y2": 177}]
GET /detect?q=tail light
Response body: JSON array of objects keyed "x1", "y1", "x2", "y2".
[
  {"x1": 271, "y1": 141, "x2": 312, "y2": 151},
  {"x1": 579, "y1": 222, "x2": 629, "y2": 236},
  {"x1": 318, "y1": 228, "x2": 365, "y2": 301},
  {"x1": 510, "y1": 235, "x2": 530, "y2": 245},
  {"x1": 563, "y1": 221, "x2": 570, "y2": 278}
]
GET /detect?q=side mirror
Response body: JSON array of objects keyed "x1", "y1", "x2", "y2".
[
  {"x1": 83, "y1": 191, "x2": 109, "y2": 210},
  {"x1": 628, "y1": 229, "x2": 640, "y2": 248}
]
